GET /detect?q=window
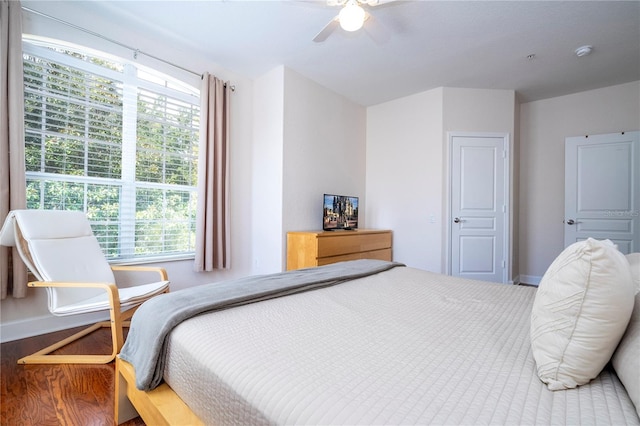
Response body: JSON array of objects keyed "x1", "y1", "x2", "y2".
[{"x1": 23, "y1": 38, "x2": 200, "y2": 262}]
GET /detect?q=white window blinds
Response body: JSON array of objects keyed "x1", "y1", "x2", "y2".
[{"x1": 23, "y1": 39, "x2": 200, "y2": 262}]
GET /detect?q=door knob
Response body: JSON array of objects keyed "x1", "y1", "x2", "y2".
[
  {"x1": 566, "y1": 219, "x2": 575, "y2": 225},
  {"x1": 453, "y1": 217, "x2": 461, "y2": 224}
]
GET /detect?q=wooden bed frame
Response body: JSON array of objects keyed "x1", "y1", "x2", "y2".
[{"x1": 115, "y1": 357, "x2": 203, "y2": 425}]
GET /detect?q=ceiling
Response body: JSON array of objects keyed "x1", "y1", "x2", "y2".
[{"x1": 21, "y1": 0, "x2": 640, "y2": 106}]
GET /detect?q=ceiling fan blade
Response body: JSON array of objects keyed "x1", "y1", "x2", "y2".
[
  {"x1": 363, "y1": 12, "x2": 390, "y2": 43},
  {"x1": 313, "y1": 17, "x2": 339, "y2": 42},
  {"x1": 361, "y1": 0, "x2": 398, "y2": 6}
]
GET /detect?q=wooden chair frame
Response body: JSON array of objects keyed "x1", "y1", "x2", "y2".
[{"x1": 18, "y1": 266, "x2": 169, "y2": 365}]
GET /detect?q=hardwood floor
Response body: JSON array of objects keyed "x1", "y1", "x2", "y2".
[{"x1": 1, "y1": 326, "x2": 145, "y2": 426}]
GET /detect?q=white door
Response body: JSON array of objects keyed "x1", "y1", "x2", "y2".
[
  {"x1": 565, "y1": 131, "x2": 640, "y2": 253},
  {"x1": 450, "y1": 134, "x2": 509, "y2": 283}
]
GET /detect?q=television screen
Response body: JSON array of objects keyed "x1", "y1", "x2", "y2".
[{"x1": 323, "y1": 194, "x2": 358, "y2": 231}]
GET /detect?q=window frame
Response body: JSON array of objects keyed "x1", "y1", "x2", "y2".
[{"x1": 22, "y1": 37, "x2": 200, "y2": 264}]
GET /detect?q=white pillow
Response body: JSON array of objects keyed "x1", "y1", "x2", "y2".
[
  {"x1": 626, "y1": 253, "x2": 640, "y2": 294},
  {"x1": 612, "y1": 292, "x2": 640, "y2": 418},
  {"x1": 530, "y1": 238, "x2": 635, "y2": 390}
]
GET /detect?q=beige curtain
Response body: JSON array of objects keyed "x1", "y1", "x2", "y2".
[
  {"x1": 194, "y1": 73, "x2": 230, "y2": 271},
  {"x1": 0, "y1": 0, "x2": 28, "y2": 299}
]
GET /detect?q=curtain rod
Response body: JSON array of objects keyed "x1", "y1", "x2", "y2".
[{"x1": 22, "y1": 5, "x2": 236, "y2": 91}]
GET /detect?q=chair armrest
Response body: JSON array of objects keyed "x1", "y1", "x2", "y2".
[
  {"x1": 110, "y1": 265, "x2": 169, "y2": 281},
  {"x1": 28, "y1": 281, "x2": 121, "y2": 310},
  {"x1": 28, "y1": 280, "x2": 119, "y2": 291}
]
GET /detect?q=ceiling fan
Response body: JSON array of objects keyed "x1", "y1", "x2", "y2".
[{"x1": 312, "y1": 0, "x2": 394, "y2": 43}]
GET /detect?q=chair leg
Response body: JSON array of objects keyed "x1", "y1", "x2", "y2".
[
  {"x1": 111, "y1": 304, "x2": 125, "y2": 356},
  {"x1": 17, "y1": 321, "x2": 119, "y2": 364},
  {"x1": 17, "y1": 306, "x2": 136, "y2": 364},
  {"x1": 16, "y1": 296, "x2": 145, "y2": 364}
]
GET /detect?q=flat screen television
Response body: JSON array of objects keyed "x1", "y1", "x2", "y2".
[{"x1": 323, "y1": 194, "x2": 358, "y2": 231}]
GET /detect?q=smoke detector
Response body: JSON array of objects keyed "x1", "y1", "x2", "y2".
[{"x1": 575, "y1": 45, "x2": 593, "y2": 57}]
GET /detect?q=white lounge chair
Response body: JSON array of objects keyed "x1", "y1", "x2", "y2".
[{"x1": 0, "y1": 210, "x2": 170, "y2": 364}]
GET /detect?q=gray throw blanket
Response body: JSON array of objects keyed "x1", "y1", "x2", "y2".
[{"x1": 118, "y1": 259, "x2": 404, "y2": 391}]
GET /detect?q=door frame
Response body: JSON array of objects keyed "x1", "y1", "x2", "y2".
[{"x1": 445, "y1": 131, "x2": 511, "y2": 283}]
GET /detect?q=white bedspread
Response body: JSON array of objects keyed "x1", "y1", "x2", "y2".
[{"x1": 163, "y1": 266, "x2": 640, "y2": 425}]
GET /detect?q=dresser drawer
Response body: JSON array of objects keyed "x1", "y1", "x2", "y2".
[
  {"x1": 317, "y1": 232, "x2": 392, "y2": 258},
  {"x1": 286, "y1": 229, "x2": 392, "y2": 270},
  {"x1": 316, "y1": 248, "x2": 392, "y2": 266}
]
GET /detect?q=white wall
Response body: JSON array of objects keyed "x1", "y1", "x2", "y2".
[
  {"x1": 368, "y1": 82, "x2": 639, "y2": 285},
  {"x1": 443, "y1": 88, "x2": 516, "y2": 134},
  {"x1": 282, "y1": 68, "x2": 367, "y2": 265},
  {"x1": 442, "y1": 88, "x2": 517, "y2": 276},
  {"x1": 250, "y1": 67, "x2": 367, "y2": 273},
  {"x1": 367, "y1": 87, "x2": 516, "y2": 276},
  {"x1": 519, "y1": 81, "x2": 640, "y2": 283},
  {"x1": 367, "y1": 88, "x2": 444, "y2": 272},
  {"x1": 252, "y1": 66, "x2": 285, "y2": 275}
]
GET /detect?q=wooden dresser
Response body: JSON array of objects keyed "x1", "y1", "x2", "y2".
[{"x1": 286, "y1": 229, "x2": 392, "y2": 271}]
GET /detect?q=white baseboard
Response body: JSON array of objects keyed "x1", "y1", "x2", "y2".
[
  {"x1": 0, "y1": 311, "x2": 110, "y2": 343},
  {"x1": 518, "y1": 274, "x2": 542, "y2": 286}
]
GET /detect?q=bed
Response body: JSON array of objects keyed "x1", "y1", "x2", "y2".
[{"x1": 115, "y1": 253, "x2": 640, "y2": 425}]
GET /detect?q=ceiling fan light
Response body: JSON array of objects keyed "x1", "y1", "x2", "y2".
[{"x1": 339, "y1": 2, "x2": 366, "y2": 32}]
